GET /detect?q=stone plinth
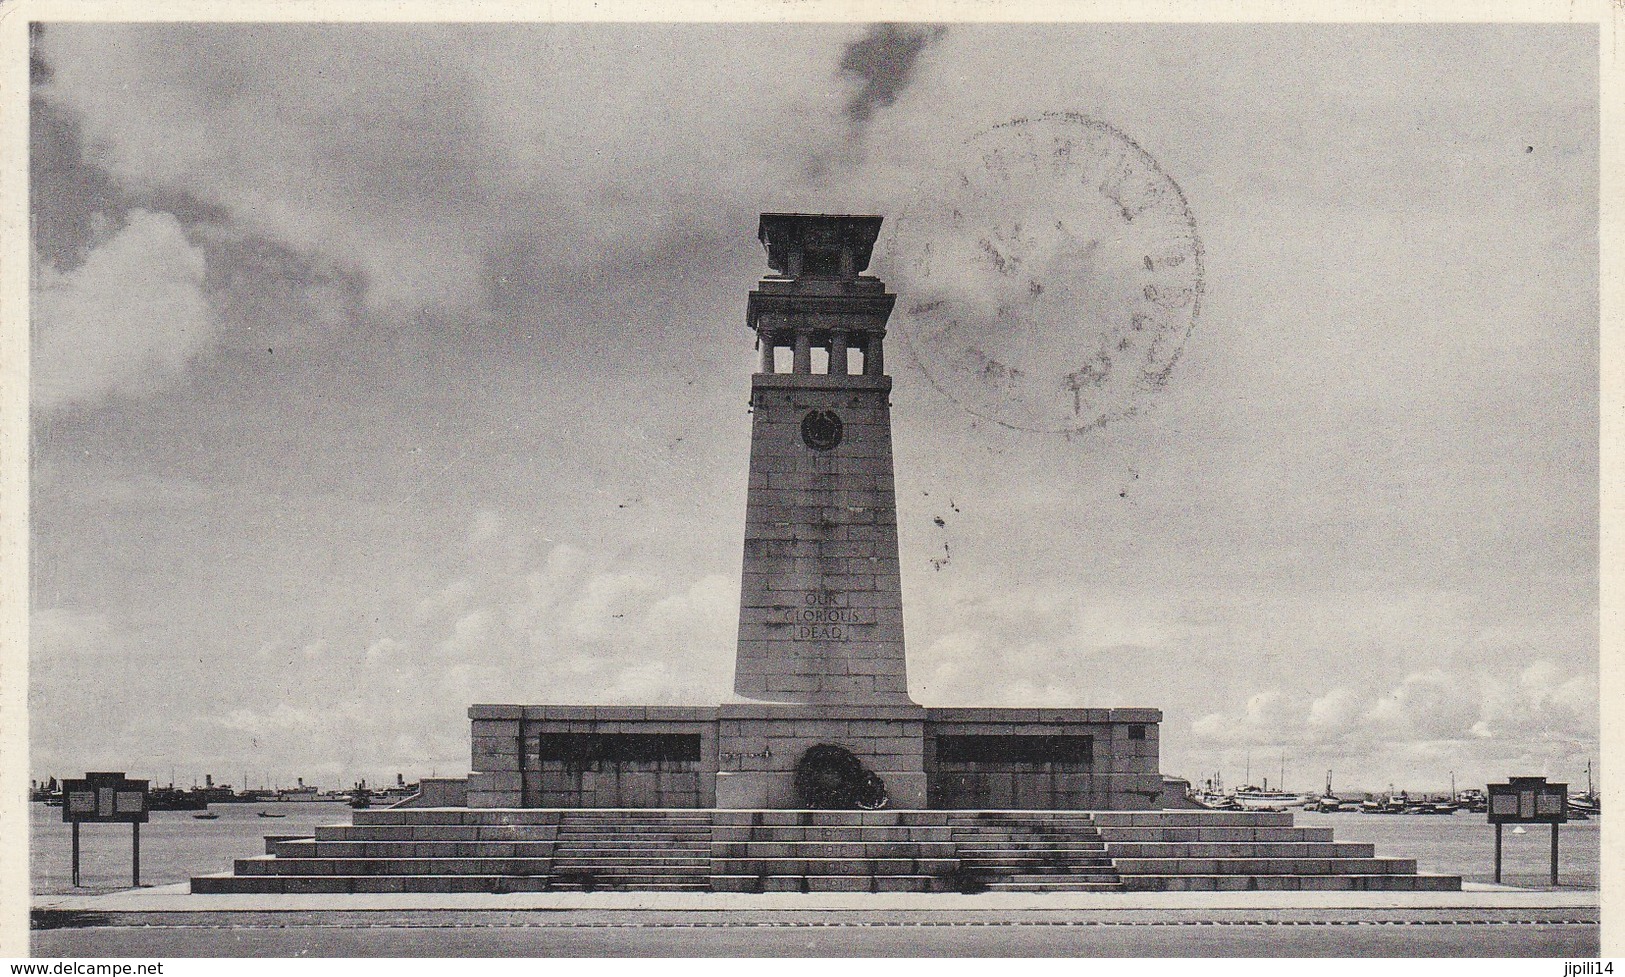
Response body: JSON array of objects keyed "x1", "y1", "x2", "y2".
[
  {"x1": 465, "y1": 703, "x2": 1160, "y2": 810},
  {"x1": 924, "y1": 707, "x2": 1163, "y2": 810},
  {"x1": 714, "y1": 702, "x2": 927, "y2": 809}
]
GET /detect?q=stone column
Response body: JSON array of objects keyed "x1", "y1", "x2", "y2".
[
  {"x1": 760, "y1": 335, "x2": 775, "y2": 373},
  {"x1": 829, "y1": 331, "x2": 848, "y2": 375},
  {"x1": 793, "y1": 330, "x2": 812, "y2": 374},
  {"x1": 865, "y1": 332, "x2": 884, "y2": 376}
]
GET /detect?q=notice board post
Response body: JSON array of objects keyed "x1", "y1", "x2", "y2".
[
  {"x1": 1486, "y1": 775, "x2": 1567, "y2": 886},
  {"x1": 61, "y1": 772, "x2": 149, "y2": 888}
]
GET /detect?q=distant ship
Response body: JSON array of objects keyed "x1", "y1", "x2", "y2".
[
  {"x1": 1569, "y1": 761, "x2": 1600, "y2": 818},
  {"x1": 1309, "y1": 771, "x2": 1348, "y2": 812},
  {"x1": 1231, "y1": 783, "x2": 1313, "y2": 811},
  {"x1": 149, "y1": 785, "x2": 209, "y2": 811}
]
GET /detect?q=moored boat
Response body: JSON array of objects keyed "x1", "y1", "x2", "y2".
[{"x1": 1232, "y1": 783, "x2": 1313, "y2": 811}]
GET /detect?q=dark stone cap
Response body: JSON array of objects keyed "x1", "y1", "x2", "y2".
[{"x1": 758, "y1": 214, "x2": 884, "y2": 276}]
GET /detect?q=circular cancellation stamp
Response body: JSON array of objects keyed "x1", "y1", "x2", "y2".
[{"x1": 889, "y1": 112, "x2": 1204, "y2": 434}]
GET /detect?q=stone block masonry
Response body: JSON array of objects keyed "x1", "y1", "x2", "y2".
[
  {"x1": 734, "y1": 371, "x2": 912, "y2": 707},
  {"x1": 465, "y1": 703, "x2": 1161, "y2": 811}
]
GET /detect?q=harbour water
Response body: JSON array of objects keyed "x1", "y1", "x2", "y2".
[
  {"x1": 29, "y1": 802, "x2": 1600, "y2": 895},
  {"x1": 1294, "y1": 810, "x2": 1598, "y2": 889},
  {"x1": 31, "y1": 800, "x2": 355, "y2": 895}
]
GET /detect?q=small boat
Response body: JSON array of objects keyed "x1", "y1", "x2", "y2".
[
  {"x1": 1311, "y1": 772, "x2": 1346, "y2": 812},
  {"x1": 192, "y1": 812, "x2": 220, "y2": 820},
  {"x1": 256, "y1": 810, "x2": 287, "y2": 818}
]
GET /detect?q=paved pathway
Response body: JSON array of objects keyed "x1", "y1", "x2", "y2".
[{"x1": 29, "y1": 884, "x2": 1600, "y2": 957}]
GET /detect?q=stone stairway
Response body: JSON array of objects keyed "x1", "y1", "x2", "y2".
[
  {"x1": 710, "y1": 811, "x2": 958, "y2": 893},
  {"x1": 549, "y1": 810, "x2": 713, "y2": 891},
  {"x1": 946, "y1": 811, "x2": 1122, "y2": 892},
  {"x1": 1093, "y1": 812, "x2": 1462, "y2": 891},
  {"x1": 193, "y1": 809, "x2": 563, "y2": 893},
  {"x1": 191, "y1": 807, "x2": 1461, "y2": 894}
]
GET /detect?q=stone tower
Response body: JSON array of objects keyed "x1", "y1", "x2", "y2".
[
  {"x1": 734, "y1": 214, "x2": 909, "y2": 704},
  {"x1": 461, "y1": 212, "x2": 1161, "y2": 813},
  {"x1": 717, "y1": 214, "x2": 927, "y2": 807}
]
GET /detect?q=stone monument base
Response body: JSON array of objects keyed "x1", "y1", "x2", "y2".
[
  {"x1": 466, "y1": 703, "x2": 1162, "y2": 810},
  {"x1": 714, "y1": 702, "x2": 928, "y2": 809}
]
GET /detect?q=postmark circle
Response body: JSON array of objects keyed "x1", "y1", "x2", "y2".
[
  {"x1": 888, "y1": 112, "x2": 1204, "y2": 434},
  {"x1": 801, "y1": 409, "x2": 844, "y2": 451}
]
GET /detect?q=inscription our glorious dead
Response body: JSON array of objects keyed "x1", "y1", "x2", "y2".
[{"x1": 785, "y1": 591, "x2": 874, "y2": 639}]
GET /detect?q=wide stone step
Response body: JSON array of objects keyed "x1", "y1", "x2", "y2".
[
  {"x1": 235, "y1": 856, "x2": 553, "y2": 876},
  {"x1": 272, "y1": 840, "x2": 559, "y2": 858},
  {"x1": 1105, "y1": 841, "x2": 1376, "y2": 859},
  {"x1": 315, "y1": 825, "x2": 560, "y2": 842},
  {"x1": 1092, "y1": 812, "x2": 1295, "y2": 827},
  {"x1": 947, "y1": 823, "x2": 1100, "y2": 832},
  {"x1": 950, "y1": 824, "x2": 1101, "y2": 832},
  {"x1": 1119, "y1": 873, "x2": 1462, "y2": 892},
  {"x1": 555, "y1": 816, "x2": 715, "y2": 822},
  {"x1": 192, "y1": 874, "x2": 555, "y2": 894},
  {"x1": 956, "y1": 843, "x2": 1106, "y2": 853},
  {"x1": 557, "y1": 825, "x2": 713, "y2": 833},
  {"x1": 948, "y1": 816, "x2": 1098, "y2": 822},
  {"x1": 550, "y1": 863, "x2": 708, "y2": 876},
  {"x1": 556, "y1": 833, "x2": 713, "y2": 842},
  {"x1": 353, "y1": 810, "x2": 563, "y2": 826},
  {"x1": 557, "y1": 826, "x2": 713, "y2": 833},
  {"x1": 552, "y1": 845, "x2": 711, "y2": 851},
  {"x1": 946, "y1": 812, "x2": 1099, "y2": 820},
  {"x1": 960, "y1": 858, "x2": 1114, "y2": 870},
  {"x1": 950, "y1": 829, "x2": 1102, "y2": 841},
  {"x1": 1097, "y1": 827, "x2": 1335, "y2": 843},
  {"x1": 716, "y1": 826, "x2": 952, "y2": 842},
  {"x1": 712, "y1": 857, "x2": 958, "y2": 876},
  {"x1": 710, "y1": 875, "x2": 946, "y2": 894},
  {"x1": 559, "y1": 812, "x2": 711, "y2": 819},
  {"x1": 712, "y1": 842, "x2": 956, "y2": 858},
  {"x1": 967, "y1": 865, "x2": 1120, "y2": 878},
  {"x1": 1112, "y1": 857, "x2": 1418, "y2": 876},
  {"x1": 985, "y1": 880, "x2": 1124, "y2": 892},
  {"x1": 557, "y1": 833, "x2": 711, "y2": 840},
  {"x1": 550, "y1": 880, "x2": 708, "y2": 891},
  {"x1": 713, "y1": 812, "x2": 946, "y2": 827}
]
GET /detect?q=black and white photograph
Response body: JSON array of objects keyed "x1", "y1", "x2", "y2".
[{"x1": 6, "y1": 2, "x2": 1611, "y2": 960}]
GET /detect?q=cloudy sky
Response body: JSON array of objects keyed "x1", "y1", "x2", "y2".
[{"x1": 27, "y1": 22, "x2": 1597, "y2": 795}]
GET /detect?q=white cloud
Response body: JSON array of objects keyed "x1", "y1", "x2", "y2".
[
  {"x1": 39, "y1": 26, "x2": 857, "y2": 318},
  {"x1": 33, "y1": 209, "x2": 212, "y2": 409},
  {"x1": 365, "y1": 637, "x2": 404, "y2": 665}
]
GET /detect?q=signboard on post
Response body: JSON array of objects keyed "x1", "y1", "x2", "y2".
[
  {"x1": 1487, "y1": 776, "x2": 1567, "y2": 825},
  {"x1": 61, "y1": 772, "x2": 150, "y2": 824},
  {"x1": 60, "y1": 772, "x2": 149, "y2": 888},
  {"x1": 1485, "y1": 775, "x2": 1567, "y2": 886}
]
